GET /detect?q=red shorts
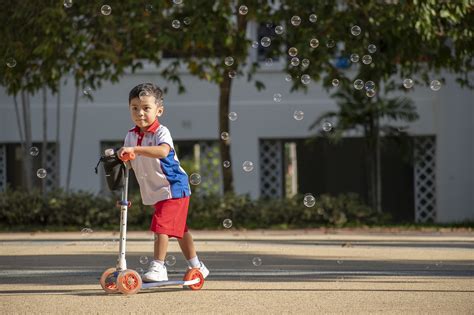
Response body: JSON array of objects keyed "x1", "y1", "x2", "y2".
[{"x1": 150, "y1": 196, "x2": 189, "y2": 239}]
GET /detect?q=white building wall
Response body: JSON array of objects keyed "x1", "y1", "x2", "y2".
[{"x1": 0, "y1": 65, "x2": 472, "y2": 223}]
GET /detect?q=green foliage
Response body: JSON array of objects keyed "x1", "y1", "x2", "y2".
[{"x1": 0, "y1": 188, "x2": 387, "y2": 231}]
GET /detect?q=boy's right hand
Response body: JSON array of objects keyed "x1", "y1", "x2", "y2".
[{"x1": 117, "y1": 147, "x2": 136, "y2": 161}]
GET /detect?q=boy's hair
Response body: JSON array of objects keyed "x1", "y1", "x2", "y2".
[{"x1": 129, "y1": 83, "x2": 164, "y2": 105}]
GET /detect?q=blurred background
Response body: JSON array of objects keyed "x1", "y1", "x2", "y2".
[{"x1": 0, "y1": 1, "x2": 473, "y2": 230}]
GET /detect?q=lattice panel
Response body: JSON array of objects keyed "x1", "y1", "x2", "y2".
[
  {"x1": 414, "y1": 136, "x2": 436, "y2": 223},
  {"x1": 44, "y1": 143, "x2": 57, "y2": 191},
  {"x1": 260, "y1": 140, "x2": 283, "y2": 198},
  {"x1": 0, "y1": 145, "x2": 5, "y2": 192},
  {"x1": 198, "y1": 141, "x2": 222, "y2": 195}
]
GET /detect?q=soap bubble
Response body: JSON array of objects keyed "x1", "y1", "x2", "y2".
[
  {"x1": 29, "y1": 147, "x2": 39, "y2": 157},
  {"x1": 366, "y1": 89, "x2": 376, "y2": 98},
  {"x1": 101, "y1": 5, "x2": 112, "y2": 16},
  {"x1": 183, "y1": 17, "x2": 191, "y2": 25},
  {"x1": 351, "y1": 25, "x2": 361, "y2": 36},
  {"x1": 350, "y1": 54, "x2": 359, "y2": 63},
  {"x1": 362, "y1": 55, "x2": 372, "y2": 65},
  {"x1": 223, "y1": 161, "x2": 231, "y2": 168},
  {"x1": 326, "y1": 39, "x2": 335, "y2": 48},
  {"x1": 337, "y1": 260, "x2": 343, "y2": 265},
  {"x1": 251, "y1": 41, "x2": 259, "y2": 48},
  {"x1": 354, "y1": 79, "x2": 364, "y2": 90},
  {"x1": 301, "y1": 59, "x2": 310, "y2": 68},
  {"x1": 228, "y1": 112, "x2": 238, "y2": 121},
  {"x1": 273, "y1": 93, "x2": 282, "y2": 102},
  {"x1": 37, "y1": 168, "x2": 47, "y2": 179},
  {"x1": 81, "y1": 227, "x2": 93, "y2": 236},
  {"x1": 223, "y1": 219, "x2": 232, "y2": 228},
  {"x1": 83, "y1": 87, "x2": 92, "y2": 96},
  {"x1": 310, "y1": 38, "x2": 319, "y2": 48},
  {"x1": 189, "y1": 173, "x2": 201, "y2": 185},
  {"x1": 322, "y1": 121, "x2": 333, "y2": 132},
  {"x1": 403, "y1": 78, "x2": 414, "y2": 89},
  {"x1": 139, "y1": 256, "x2": 149, "y2": 265},
  {"x1": 430, "y1": 80, "x2": 441, "y2": 91},
  {"x1": 243, "y1": 161, "x2": 254, "y2": 172},
  {"x1": 264, "y1": 58, "x2": 273, "y2": 66},
  {"x1": 165, "y1": 255, "x2": 176, "y2": 266},
  {"x1": 139, "y1": 90, "x2": 150, "y2": 100},
  {"x1": 63, "y1": 0, "x2": 73, "y2": 8},
  {"x1": 172, "y1": 20, "x2": 181, "y2": 29},
  {"x1": 290, "y1": 16, "x2": 301, "y2": 26},
  {"x1": 173, "y1": 0, "x2": 183, "y2": 4},
  {"x1": 285, "y1": 74, "x2": 292, "y2": 82},
  {"x1": 301, "y1": 74, "x2": 311, "y2": 85},
  {"x1": 224, "y1": 56, "x2": 234, "y2": 66},
  {"x1": 6, "y1": 58, "x2": 17, "y2": 68},
  {"x1": 309, "y1": 14, "x2": 317, "y2": 23},
  {"x1": 145, "y1": 4, "x2": 155, "y2": 14},
  {"x1": 275, "y1": 25, "x2": 284, "y2": 35},
  {"x1": 228, "y1": 70, "x2": 237, "y2": 78},
  {"x1": 304, "y1": 194, "x2": 316, "y2": 207},
  {"x1": 293, "y1": 110, "x2": 304, "y2": 121},
  {"x1": 252, "y1": 257, "x2": 262, "y2": 266},
  {"x1": 368, "y1": 44, "x2": 377, "y2": 54},
  {"x1": 365, "y1": 81, "x2": 375, "y2": 90},
  {"x1": 238, "y1": 5, "x2": 248, "y2": 15},
  {"x1": 290, "y1": 57, "x2": 300, "y2": 67},
  {"x1": 288, "y1": 47, "x2": 298, "y2": 57},
  {"x1": 332, "y1": 79, "x2": 340, "y2": 87},
  {"x1": 260, "y1": 37, "x2": 271, "y2": 47},
  {"x1": 136, "y1": 267, "x2": 144, "y2": 275},
  {"x1": 220, "y1": 132, "x2": 230, "y2": 141}
]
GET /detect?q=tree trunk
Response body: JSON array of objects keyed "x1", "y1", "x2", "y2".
[
  {"x1": 219, "y1": 73, "x2": 234, "y2": 194},
  {"x1": 13, "y1": 94, "x2": 27, "y2": 190},
  {"x1": 366, "y1": 101, "x2": 383, "y2": 213},
  {"x1": 42, "y1": 86, "x2": 48, "y2": 195},
  {"x1": 374, "y1": 113, "x2": 382, "y2": 213},
  {"x1": 21, "y1": 91, "x2": 33, "y2": 192},
  {"x1": 55, "y1": 82, "x2": 61, "y2": 189},
  {"x1": 66, "y1": 84, "x2": 79, "y2": 192}
]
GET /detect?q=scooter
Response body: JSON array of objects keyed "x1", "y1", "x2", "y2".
[{"x1": 96, "y1": 148, "x2": 204, "y2": 295}]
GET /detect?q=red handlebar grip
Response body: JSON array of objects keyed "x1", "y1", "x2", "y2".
[{"x1": 120, "y1": 152, "x2": 136, "y2": 161}]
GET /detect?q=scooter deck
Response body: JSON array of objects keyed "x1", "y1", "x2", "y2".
[{"x1": 141, "y1": 278, "x2": 200, "y2": 289}]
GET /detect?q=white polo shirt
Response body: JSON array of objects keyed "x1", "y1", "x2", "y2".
[{"x1": 124, "y1": 119, "x2": 191, "y2": 205}]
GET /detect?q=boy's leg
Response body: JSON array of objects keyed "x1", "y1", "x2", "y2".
[
  {"x1": 177, "y1": 231, "x2": 197, "y2": 260},
  {"x1": 154, "y1": 233, "x2": 169, "y2": 261}
]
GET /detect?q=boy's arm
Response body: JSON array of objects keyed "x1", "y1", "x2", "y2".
[{"x1": 119, "y1": 144, "x2": 171, "y2": 159}]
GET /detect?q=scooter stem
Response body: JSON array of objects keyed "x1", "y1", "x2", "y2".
[{"x1": 116, "y1": 162, "x2": 131, "y2": 271}]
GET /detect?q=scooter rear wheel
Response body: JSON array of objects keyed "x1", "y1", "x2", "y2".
[
  {"x1": 183, "y1": 268, "x2": 204, "y2": 290},
  {"x1": 100, "y1": 267, "x2": 119, "y2": 293},
  {"x1": 117, "y1": 269, "x2": 142, "y2": 295}
]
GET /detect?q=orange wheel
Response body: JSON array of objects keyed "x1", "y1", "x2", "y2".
[
  {"x1": 183, "y1": 268, "x2": 204, "y2": 290},
  {"x1": 100, "y1": 267, "x2": 119, "y2": 294},
  {"x1": 116, "y1": 269, "x2": 142, "y2": 295}
]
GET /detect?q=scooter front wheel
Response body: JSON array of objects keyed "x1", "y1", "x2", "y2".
[
  {"x1": 100, "y1": 267, "x2": 119, "y2": 294},
  {"x1": 183, "y1": 268, "x2": 204, "y2": 290},
  {"x1": 117, "y1": 269, "x2": 142, "y2": 295}
]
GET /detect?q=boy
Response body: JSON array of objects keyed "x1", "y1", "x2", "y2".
[{"x1": 118, "y1": 83, "x2": 209, "y2": 282}]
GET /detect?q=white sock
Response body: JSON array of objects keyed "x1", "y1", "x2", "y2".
[
  {"x1": 187, "y1": 256, "x2": 200, "y2": 268},
  {"x1": 154, "y1": 259, "x2": 165, "y2": 266}
]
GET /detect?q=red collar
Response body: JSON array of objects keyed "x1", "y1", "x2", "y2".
[{"x1": 129, "y1": 118, "x2": 160, "y2": 134}]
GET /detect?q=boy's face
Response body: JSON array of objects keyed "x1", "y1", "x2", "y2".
[{"x1": 129, "y1": 95, "x2": 164, "y2": 131}]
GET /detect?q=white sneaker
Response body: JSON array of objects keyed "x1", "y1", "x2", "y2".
[
  {"x1": 142, "y1": 260, "x2": 168, "y2": 282},
  {"x1": 187, "y1": 261, "x2": 209, "y2": 279}
]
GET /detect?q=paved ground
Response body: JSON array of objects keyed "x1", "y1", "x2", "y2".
[{"x1": 0, "y1": 229, "x2": 473, "y2": 314}]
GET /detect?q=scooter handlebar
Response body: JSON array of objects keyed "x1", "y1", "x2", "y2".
[{"x1": 120, "y1": 152, "x2": 136, "y2": 162}]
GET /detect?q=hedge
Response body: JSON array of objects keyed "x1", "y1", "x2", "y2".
[{"x1": 0, "y1": 188, "x2": 389, "y2": 231}]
